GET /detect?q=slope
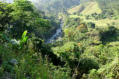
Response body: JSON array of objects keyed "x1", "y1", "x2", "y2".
[
  {"x1": 68, "y1": 1, "x2": 102, "y2": 15},
  {"x1": 67, "y1": 0, "x2": 119, "y2": 28},
  {"x1": 32, "y1": 0, "x2": 80, "y2": 15}
]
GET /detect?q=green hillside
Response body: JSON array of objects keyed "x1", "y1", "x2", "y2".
[
  {"x1": 68, "y1": 1, "x2": 102, "y2": 15},
  {"x1": 33, "y1": 0, "x2": 80, "y2": 15},
  {"x1": 96, "y1": 0, "x2": 119, "y2": 15},
  {"x1": 1, "y1": 0, "x2": 119, "y2": 79},
  {"x1": 68, "y1": 0, "x2": 119, "y2": 28}
]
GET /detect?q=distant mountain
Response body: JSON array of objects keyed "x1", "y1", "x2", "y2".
[
  {"x1": 68, "y1": 0, "x2": 102, "y2": 15},
  {"x1": 95, "y1": 0, "x2": 119, "y2": 15},
  {"x1": 1, "y1": 0, "x2": 80, "y2": 15},
  {"x1": 33, "y1": 0, "x2": 80, "y2": 14},
  {"x1": 68, "y1": 0, "x2": 119, "y2": 16}
]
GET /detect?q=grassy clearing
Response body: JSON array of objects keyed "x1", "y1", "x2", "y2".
[{"x1": 68, "y1": 1, "x2": 102, "y2": 15}]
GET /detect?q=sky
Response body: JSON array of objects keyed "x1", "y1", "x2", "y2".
[
  {"x1": 0, "y1": 0, "x2": 34, "y2": 3},
  {"x1": 0, "y1": 0, "x2": 13, "y2": 3}
]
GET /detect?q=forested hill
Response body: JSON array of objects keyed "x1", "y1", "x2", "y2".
[
  {"x1": 2, "y1": 0, "x2": 80, "y2": 15},
  {"x1": 96, "y1": 0, "x2": 119, "y2": 15},
  {"x1": 80, "y1": 0, "x2": 119, "y2": 15},
  {"x1": 1, "y1": 0, "x2": 119, "y2": 79},
  {"x1": 32, "y1": 0, "x2": 80, "y2": 14}
]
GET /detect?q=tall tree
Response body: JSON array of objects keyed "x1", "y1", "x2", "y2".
[
  {"x1": 10, "y1": 0, "x2": 50, "y2": 37},
  {"x1": 0, "y1": 1, "x2": 12, "y2": 31}
]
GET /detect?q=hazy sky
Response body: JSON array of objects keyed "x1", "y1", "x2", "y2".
[
  {"x1": 0, "y1": 0, "x2": 34, "y2": 3},
  {"x1": 0, "y1": 0, "x2": 13, "y2": 3}
]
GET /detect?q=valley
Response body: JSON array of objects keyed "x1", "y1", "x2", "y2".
[{"x1": 0, "y1": 0, "x2": 119, "y2": 79}]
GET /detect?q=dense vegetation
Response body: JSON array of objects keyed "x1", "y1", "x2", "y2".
[{"x1": 1, "y1": 0, "x2": 119, "y2": 79}]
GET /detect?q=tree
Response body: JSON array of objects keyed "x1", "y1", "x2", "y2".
[
  {"x1": 10, "y1": 0, "x2": 50, "y2": 38},
  {"x1": 0, "y1": 2, "x2": 12, "y2": 32}
]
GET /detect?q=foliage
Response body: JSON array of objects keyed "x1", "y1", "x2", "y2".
[
  {"x1": 20, "y1": 30, "x2": 28, "y2": 47},
  {"x1": 63, "y1": 17, "x2": 81, "y2": 28},
  {"x1": 100, "y1": 26, "x2": 119, "y2": 44},
  {"x1": 79, "y1": 58, "x2": 99, "y2": 73},
  {"x1": 10, "y1": 0, "x2": 51, "y2": 38},
  {"x1": 53, "y1": 42, "x2": 80, "y2": 62},
  {"x1": 0, "y1": 44, "x2": 71, "y2": 79},
  {"x1": 83, "y1": 57, "x2": 119, "y2": 79},
  {"x1": 0, "y1": 0, "x2": 59, "y2": 40},
  {"x1": 0, "y1": 1, "x2": 12, "y2": 31},
  {"x1": 1, "y1": 0, "x2": 119, "y2": 79},
  {"x1": 86, "y1": 22, "x2": 95, "y2": 28}
]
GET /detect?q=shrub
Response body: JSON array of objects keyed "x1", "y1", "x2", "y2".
[
  {"x1": 100, "y1": 26, "x2": 118, "y2": 43},
  {"x1": 76, "y1": 23, "x2": 88, "y2": 33},
  {"x1": 86, "y1": 22, "x2": 95, "y2": 29},
  {"x1": 85, "y1": 57, "x2": 119, "y2": 79},
  {"x1": 78, "y1": 58, "x2": 99, "y2": 74},
  {"x1": 0, "y1": 44, "x2": 71, "y2": 79},
  {"x1": 53, "y1": 42, "x2": 80, "y2": 61}
]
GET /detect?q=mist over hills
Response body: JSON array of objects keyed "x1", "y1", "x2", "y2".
[
  {"x1": 31, "y1": 0, "x2": 119, "y2": 16},
  {"x1": 69, "y1": 0, "x2": 119, "y2": 16},
  {"x1": 2, "y1": 0, "x2": 80, "y2": 14},
  {"x1": 32, "y1": 0, "x2": 80, "y2": 14},
  {"x1": 96, "y1": 0, "x2": 119, "y2": 15}
]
